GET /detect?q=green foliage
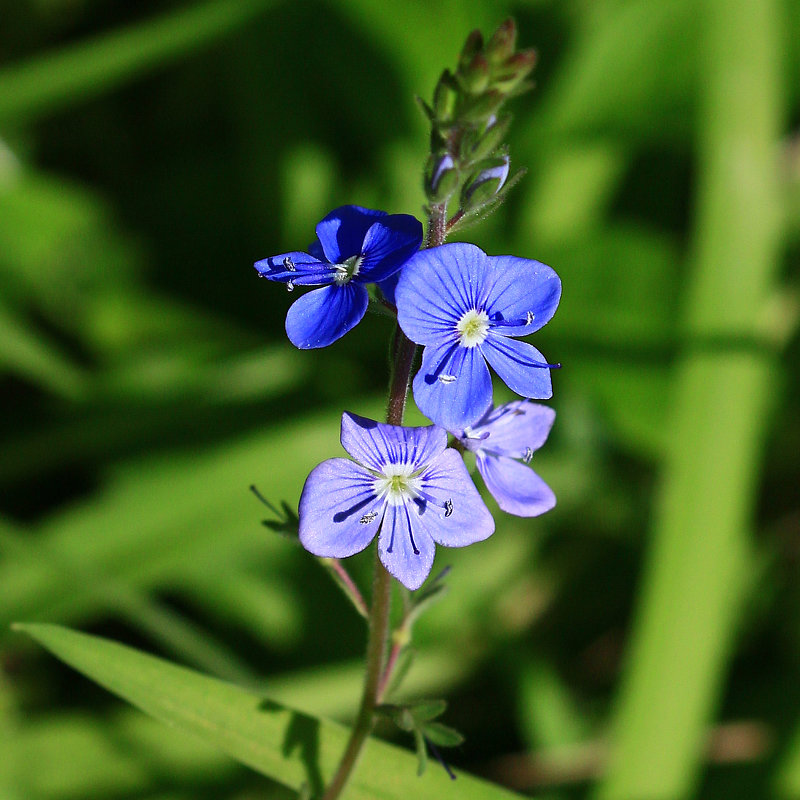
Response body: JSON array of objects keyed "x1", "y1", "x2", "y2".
[{"x1": 1, "y1": 1, "x2": 798, "y2": 799}]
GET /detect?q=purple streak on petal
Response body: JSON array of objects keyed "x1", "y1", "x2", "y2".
[
  {"x1": 298, "y1": 458, "x2": 384, "y2": 557},
  {"x1": 356, "y1": 216, "x2": 423, "y2": 283},
  {"x1": 412, "y1": 342, "x2": 492, "y2": 430},
  {"x1": 339, "y1": 412, "x2": 447, "y2": 473},
  {"x1": 469, "y1": 400, "x2": 555, "y2": 459},
  {"x1": 254, "y1": 251, "x2": 334, "y2": 285},
  {"x1": 314, "y1": 206, "x2": 387, "y2": 264},
  {"x1": 482, "y1": 256, "x2": 561, "y2": 336},
  {"x1": 378, "y1": 502, "x2": 435, "y2": 591},
  {"x1": 481, "y1": 335, "x2": 554, "y2": 399},
  {"x1": 415, "y1": 449, "x2": 494, "y2": 547},
  {"x1": 285, "y1": 283, "x2": 369, "y2": 349},
  {"x1": 476, "y1": 453, "x2": 556, "y2": 517},
  {"x1": 396, "y1": 243, "x2": 489, "y2": 345}
]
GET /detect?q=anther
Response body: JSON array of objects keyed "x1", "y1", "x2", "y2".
[
  {"x1": 359, "y1": 511, "x2": 378, "y2": 524},
  {"x1": 286, "y1": 279, "x2": 295, "y2": 292},
  {"x1": 283, "y1": 256, "x2": 296, "y2": 272},
  {"x1": 444, "y1": 499, "x2": 454, "y2": 517},
  {"x1": 523, "y1": 447, "x2": 533, "y2": 464},
  {"x1": 526, "y1": 310, "x2": 535, "y2": 325},
  {"x1": 438, "y1": 374, "x2": 456, "y2": 384}
]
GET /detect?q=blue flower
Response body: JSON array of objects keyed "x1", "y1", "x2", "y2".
[
  {"x1": 454, "y1": 400, "x2": 556, "y2": 517},
  {"x1": 395, "y1": 242, "x2": 561, "y2": 430},
  {"x1": 299, "y1": 412, "x2": 494, "y2": 590},
  {"x1": 255, "y1": 205, "x2": 422, "y2": 348}
]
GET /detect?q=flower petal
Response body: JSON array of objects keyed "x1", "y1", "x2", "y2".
[
  {"x1": 254, "y1": 251, "x2": 334, "y2": 285},
  {"x1": 469, "y1": 400, "x2": 556, "y2": 459},
  {"x1": 284, "y1": 283, "x2": 369, "y2": 349},
  {"x1": 412, "y1": 341, "x2": 492, "y2": 430},
  {"x1": 415, "y1": 449, "x2": 494, "y2": 547},
  {"x1": 356, "y1": 216, "x2": 423, "y2": 283},
  {"x1": 315, "y1": 206, "x2": 387, "y2": 264},
  {"x1": 396, "y1": 243, "x2": 490, "y2": 345},
  {"x1": 481, "y1": 335, "x2": 554, "y2": 399},
  {"x1": 476, "y1": 453, "x2": 556, "y2": 517},
  {"x1": 483, "y1": 256, "x2": 561, "y2": 335},
  {"x1": 339, "y1": 412, "x2": 447, "y2": 473},
  {"x1": 378, "y1": 502, "x2": 435, "y2": 591},
  {"x1": 298, "y1": 458, "x2": 384, "y2": 557}
]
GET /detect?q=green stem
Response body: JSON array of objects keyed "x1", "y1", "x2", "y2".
[{"x1": 320, "y1": 202, "x2": 449, "y2": 800}]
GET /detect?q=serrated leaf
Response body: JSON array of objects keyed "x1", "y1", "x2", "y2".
[{"x1": 16, "y1": 624, "x2": 521, "y2": 800}]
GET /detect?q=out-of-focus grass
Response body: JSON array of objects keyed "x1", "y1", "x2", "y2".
[{"x1": 0, "y1": 0, "x2": 798, "y2": 798}]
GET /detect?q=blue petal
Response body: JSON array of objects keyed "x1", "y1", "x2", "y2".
[
  {"x1": 298, "y1": 458, "x2": 384, "y2": 557},
  {"x1": 254, "y1": 251, "x2": 334, "y2": 285},
  {"x1": 476, "y1": 453, "x2": 556, "y2": 517},
  {"x1": 285, "y1": 284, "x2": 369, "y2": 349},
  {"x1": 484, "y1": 256, "x2": 561, "y2": 336},
  {"x1": 415, "y1": 449, "x2": 494, "y2": 546},
  {"x1": 396, "y1": 243, "x2": 490, "y2": 345},
  {"x1": 376, "y1": 272, "x2": 399, "y2": 307},
  {"x1": 356, "y1": 216, "x2": 423, "y2": 283},
  {"x1": 378, "y1": 502, "x2": 435, "y2": 591},
  {"x1": 412, "y1": 342, "x2": 492, "y2": 430},
  {"x1": 482, "y1": 335, "x2": 554, "y2": 399},
  {"x1": 314, "y1": 206, "x2": 387, "y2": 264},
  {"x1": 339, "y1": 412, "x2": 447, "y2": 474},
  {"x1": 467, "y1": 400, "x2": 555, "y2": 459}
]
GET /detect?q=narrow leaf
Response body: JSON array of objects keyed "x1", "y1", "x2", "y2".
[{"x1": 15, "y1": 624, "x2": 521, "y2": 800}]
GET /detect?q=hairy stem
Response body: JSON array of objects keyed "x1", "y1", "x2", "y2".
[{"x1": 320, "y1": 204, "x2": 449, "y2": 800}]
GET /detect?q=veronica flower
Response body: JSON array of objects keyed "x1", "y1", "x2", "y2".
[
  {"x1": 299, "y1": 412, "x2": 494, "y2": 590},
  {"x1": 254, "y1": 205, "x2": 422, "y2": 349},
  {"x1": 454, "y1": 400, "x2": 556, "y2": 517},
  {"x1": 395, "y1": 242, "x2": 561, "y2": 430}
]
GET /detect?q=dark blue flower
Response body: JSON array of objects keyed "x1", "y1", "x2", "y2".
[
  {"x1": 298, "y1": 412, "x2": 494, "y2": 590},
  {"x1": 255, "y1": 205, "x2": 422, "y2": 348},
  {"x1": 454, "y1": 400, "x2": 556, "y2": 517},
  {"x1": 396, "y1": 242, "x2": 561, "y2": 430}
]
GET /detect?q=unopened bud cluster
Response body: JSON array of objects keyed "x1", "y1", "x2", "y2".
[{"x1": 420, "y1": 19, "x2": 537, "y2": 228}]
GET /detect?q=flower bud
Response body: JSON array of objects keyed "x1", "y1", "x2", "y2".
[
  {"x1": 425, "y1": 153, "x2": 459, "y2": 202},
  {"x1": 432, "y1": 70, "x2": 458, "y2": 121},
  {"x1": 461, "y1": 154, "x2": 510, "y2": 211},
  {"x1": 469, "y1": 114, "x2": 511, "y2": 161},
  {"x1": 457, "y1": 29, "x2": 484, "y2": 75},
  {"x1": 486, "y1": 18, "x2": 517, "y2": 65},
  {"x1": 458, "y1": 52, "x2": 491, "y2": 94},
  {"x1": 493, "y1": 50, "x2": 538, "y2": 93}
]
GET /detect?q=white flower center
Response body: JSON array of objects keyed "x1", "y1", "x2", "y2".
[
  {"x1": 373, "y1": 462, "x2": 421, "y2": 506},
  {"x1": 456, "y1": 308, "x2": 490, "y2": 347},
  {"x1": 333, "y1": 255, "x2": 363, "y2": 285}
]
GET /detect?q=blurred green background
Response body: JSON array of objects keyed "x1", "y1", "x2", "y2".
[{"x1": 1, "y1": 0, "x2": 799, "y2": 798}]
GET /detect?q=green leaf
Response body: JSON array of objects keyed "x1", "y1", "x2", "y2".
[
  {"x1": 414, "y1": 728, "x2": 428, "y2": 777},
  {"x1": 421, "y1": 723, "x2": 465, "y2": 748},
  {"x1": 16, "y1": 624, "x2": 522, "y2": 800},
  {"x1": 409, "y1": 700, "x2": 447, "y2": 723}
]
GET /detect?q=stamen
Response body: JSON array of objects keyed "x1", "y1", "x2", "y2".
[
  {"x1": 286, "y1": 278, "x2": 295, "y2": 292},
  {"x1": 523, "y1": 447, "x2": 533, "y2": 464},
  {"x1": 526, "y1": 310, "x2": 535, "y2": 325},
  {"x1": 438, "y1": 374, "x2": 456, "y2": 384},
  {"x1": 444, "y1": 499, "x2": 454, "y2": 518},
  {"x1": 359, "y1": 511, "x2": 378, "y2": 524},
  {"x1": 283, "y1": 256, "x2": 296, "y2": 272}
]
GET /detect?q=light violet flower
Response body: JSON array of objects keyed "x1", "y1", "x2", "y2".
[
  {"x1": 299, "y1": 412, "x2": 494, "y2": 590},
  {"x1": 255, "y1": 205, "x2": 422, "y2": 349},
  {"x1": 454, "y1": 400, "x2": 556, "y2": 517},
  {"x1": 396, "y1": 242, "x2": 561, "y2": 430}
]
